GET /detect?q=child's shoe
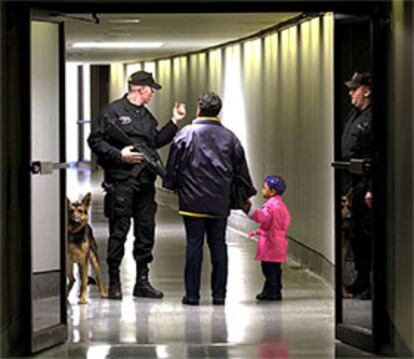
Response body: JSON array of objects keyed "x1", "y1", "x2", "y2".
[{"x1": 256, "y1": 291, "x2": 282, "y2": 301}]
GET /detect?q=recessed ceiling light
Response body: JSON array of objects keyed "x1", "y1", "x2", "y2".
[
  {"x1": 107, "y1": 18, "x2": 141, "y2": 24},
  {"x1": 71, "y1": 42, "x2": 163, "y2": 49}
]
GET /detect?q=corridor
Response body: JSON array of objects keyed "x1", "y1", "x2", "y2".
[{"x1": 33, "y1": 169, "x2": 338, "y2": 358}]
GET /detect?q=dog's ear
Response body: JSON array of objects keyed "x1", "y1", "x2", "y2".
[
  {"x1": 66, "y1": 197, "x2": 71, "y2": 208},
  {"x1": 81, "y1": 192, "x2": 92, "y2": 209}
]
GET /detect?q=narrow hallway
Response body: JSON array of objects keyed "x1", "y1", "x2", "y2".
[{"x1": 38, "y1": 169, "x2": 336, "y2": 358}]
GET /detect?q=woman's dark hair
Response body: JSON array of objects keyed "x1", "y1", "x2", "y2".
[{"x1": 198, "y1": 92, "x2": 222, "y2": 116}]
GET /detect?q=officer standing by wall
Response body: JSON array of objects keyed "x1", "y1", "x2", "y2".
[
  {"x1": 341, "y1": 72, "x2": 374, "y2": 299},
  {"x1": 88, "y1": 71, "x2": 186, "y2": 300}
]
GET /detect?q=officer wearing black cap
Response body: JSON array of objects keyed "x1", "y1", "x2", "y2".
[
  {"x1": 341, "y1": 71, "x2": 373, "y2": 299},
  {"x1": 88, "y1": 70, "x2": 186, "y2": 300}
]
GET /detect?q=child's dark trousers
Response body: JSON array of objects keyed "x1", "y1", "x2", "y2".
[{"x1": 260, "y1": 261, "x2": 282, "y2": 297}]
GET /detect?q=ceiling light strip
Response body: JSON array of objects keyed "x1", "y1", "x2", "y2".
[{"x1": 71, "y1": 42, "x2": 163, "y2": 49}]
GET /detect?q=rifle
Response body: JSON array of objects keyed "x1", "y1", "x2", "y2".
[{"x1": 104, "y1": 120, "x2": 167, "y2": 178}]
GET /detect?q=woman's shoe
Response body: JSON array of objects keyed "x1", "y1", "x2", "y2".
[
  {"x1": 182, "y1": 296, "x2": 199, "y2": 305},
  {"x1": 256, "y1": 292, "x2": 282, "y2": 301},
  {"x1": 212, "y1": 298, "x2": 225, "y2": 305}
]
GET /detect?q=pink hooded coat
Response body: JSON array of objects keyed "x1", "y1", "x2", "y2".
[{"x1": 249, "y1": 195, "x2": 291, "y2": 263}]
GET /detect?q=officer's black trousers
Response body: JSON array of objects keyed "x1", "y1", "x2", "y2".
[
  {"x1": 350, "y1": 179, "x2": 373, "y2": 284},
  {"x1": 105, "y1": 179, "x2": 157, "y2": 269}
]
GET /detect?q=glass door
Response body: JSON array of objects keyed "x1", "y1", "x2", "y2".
[
  {"x1": 333, "y1": 11, "x2": 389, "y2": 353},
  {"x1": 29, "y1": 13, "x2": 67, "y2": 353}
]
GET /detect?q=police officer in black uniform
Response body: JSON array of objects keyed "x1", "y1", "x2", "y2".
[
  {"x1": 341, "y1": 72, "x2": 374, "y2": 299},
  {"x1": 88, "y1": 71, "x2": 186, "y2": 300}
]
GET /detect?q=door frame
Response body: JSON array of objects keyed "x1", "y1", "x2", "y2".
[{"x1": 5, "y1": 0, "x2": 390, "y2": 355}]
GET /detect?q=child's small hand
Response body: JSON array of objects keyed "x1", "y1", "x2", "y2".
[{"x1": 248, "y1": 231, "x2": 259, "y2": 242}]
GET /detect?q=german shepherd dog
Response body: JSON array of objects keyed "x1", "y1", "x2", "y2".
[{"x1": 67, "y1": 193, "x2": 108, "y2": 304}]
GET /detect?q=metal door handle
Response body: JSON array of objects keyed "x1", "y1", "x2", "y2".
[
  {"x1": 30, "y1": 161, "x2": 69, "y2": 175},
  {"x1": 331, "y1": 160, "x2": 350, "y2": 171},
  {"x1": 331, "y1": 158, "x2": 372, "y2": 175}
]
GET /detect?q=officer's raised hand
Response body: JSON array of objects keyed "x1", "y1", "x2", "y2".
[
  {"x1": 121, "y1": 145, "x2": 145, "y2": 164},
  {"x1": 172, "y1": 102, "x2": 186, "y2": 125}
]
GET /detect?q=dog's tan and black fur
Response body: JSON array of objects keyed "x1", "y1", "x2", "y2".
[{"x1": 67, "y1": 193, "x2": 108, "y2": 304}]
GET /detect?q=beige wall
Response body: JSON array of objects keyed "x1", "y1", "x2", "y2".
[
  {"x1": 109, "y1": 63, "x2": 126, "y2": 102},
  {"x1": 111, "y1": 14, "x2": 335, "y2": 264}
]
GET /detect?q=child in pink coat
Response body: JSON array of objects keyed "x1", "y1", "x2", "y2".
[{"x1": 243, "y1": 176, "x2": 291, "y2": 301}]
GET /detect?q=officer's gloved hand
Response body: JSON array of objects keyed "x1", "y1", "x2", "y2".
[{"x1": 121, "y1": 146, "x2": 144, "y2": 164}]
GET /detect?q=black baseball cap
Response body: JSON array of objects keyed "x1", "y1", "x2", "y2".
[
  {"x1": 128, "y1": 71, "x2": 162, "y2": 90},
  {"x1": 344, "y1": 72, "x2": 372, "y2": 89}
]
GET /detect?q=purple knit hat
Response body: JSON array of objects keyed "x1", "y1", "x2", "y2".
[{"x1": 264, "y1": 176, "x2": 287, "y2": 195}]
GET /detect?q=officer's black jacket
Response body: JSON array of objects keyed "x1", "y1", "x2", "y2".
[
  {"x1": 88, "y1": 95, "x2": 178, "y2": 183},
  {"x1": 341, "y1": 106, "x2": 373, "y2": 161},
  {"x1": 341, "y1": 106, "x2": 373, "y2": 192}
]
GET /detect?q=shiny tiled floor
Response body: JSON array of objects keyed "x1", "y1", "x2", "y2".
[{"x1": 33, "y1": 169, "x2": 375, "y2": 358}]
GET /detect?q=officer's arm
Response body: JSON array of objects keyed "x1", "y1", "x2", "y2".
[
  {"x1": 360, "y1": 117, "x2": 374, "y2": 200},
  {"x1": 88, "y1": 111, "x2": 123, "y2": 164},
  {"x1": 365, "y1": 121, "x2": 374, "y2": 159},
  {"x1": 356, "y1": 116, "x2": 373, "y2": 159},
  {"x1": 154, "y1": 121, "x2": 179, "y2": 149}
]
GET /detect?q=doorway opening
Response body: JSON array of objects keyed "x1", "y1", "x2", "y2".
[
  {"x1": 62, "y1": 11, "x2": 336, "y2": 357},
  {"x1": 25, "y1": 4, "x2": 388, "y2": 356}
]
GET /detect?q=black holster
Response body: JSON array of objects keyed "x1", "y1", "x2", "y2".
[{"x1": 103, "y1": 182, "x2": 116, "y2": 219}]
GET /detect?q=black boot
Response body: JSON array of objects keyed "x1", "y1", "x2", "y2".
[
  {"x1": 256, "y1": 283, "x2": 282, "y2": 301},
  {"x1": 108, "y1": 268, "x2": 122, "y2": 300},
  {"x1": 133, "y1": 263, "x2": 164, "y2": 299},
  {"x1": 256, "y1": 291, "x2": 282, "y2": 301}
]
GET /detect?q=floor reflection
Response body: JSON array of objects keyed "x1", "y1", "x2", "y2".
[
  {"x1": 257, "y1": 305, "x2": 288, "y2": 358},
  {"x1": 36, "y1": 168, "x2": 338, "y2": 358}
]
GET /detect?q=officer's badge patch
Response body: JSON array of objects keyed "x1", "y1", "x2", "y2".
[
  {"x1": 118, "y1": 116, "x2": 132, "y2": 125},
  {"x1": 357, "y1": 122, "x2": 369, "y2": 131}
]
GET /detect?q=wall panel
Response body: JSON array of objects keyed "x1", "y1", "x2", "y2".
[
  {"x1": 186, "y1": 53, "x2": 208, "y2": 124},
  {"x1": 222, "y1": 45, "x2": 246, "y2": 147},
  {"x1": 128, "y1": 14, "x2": 335, "y2": 271},
  {"x1": 208, "y1": 48, "x2": 224, "y2": 94},
  {"x1": 109, "y1": 63, "x2": 125, "y2": 102},
  {"x1": 242, "y1": 39, "x2": 263, "y2": 177}
]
